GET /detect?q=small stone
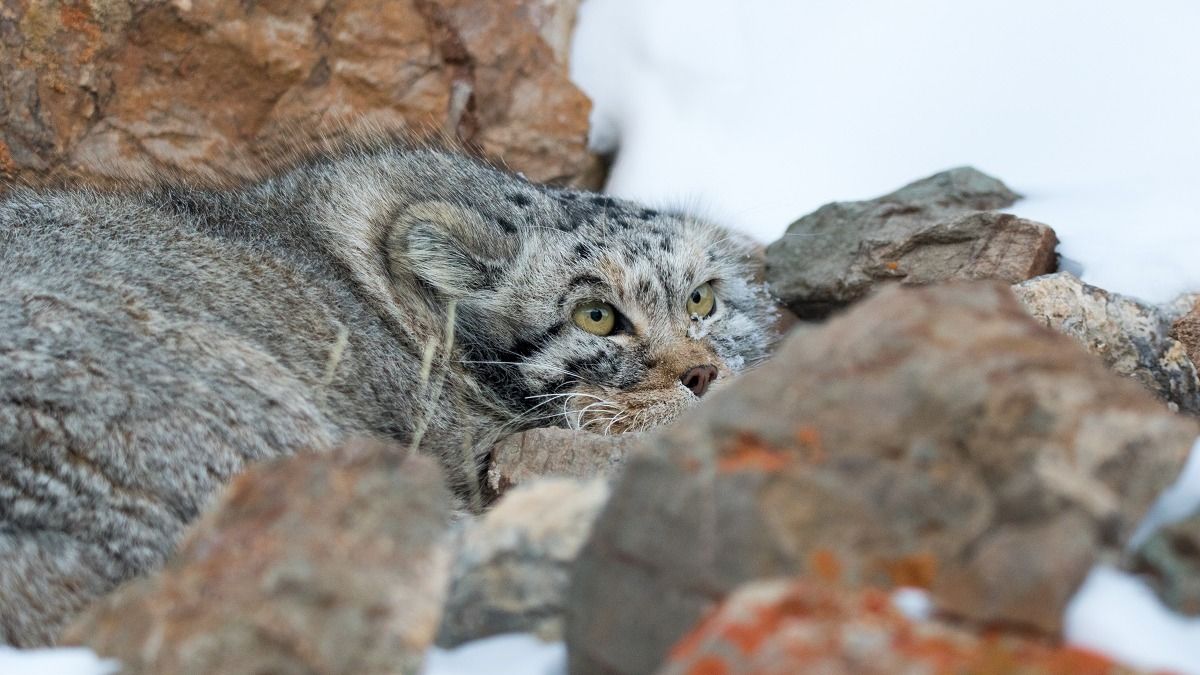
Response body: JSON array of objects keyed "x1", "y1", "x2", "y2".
[
  {"x1": 1171, "y1": 300, "x2": 1200, "y2": 377},
  {"x1": 438, "y1": 477, "x2": 609, "y2": 646},
  {"x1": 486, "y1": 427, "x2": 636, "y2": 496},
  {"x1": 1015, "y1": 272, "x2": 1200, "y2": 413},
  {"x1": 566, "y1": 282, "x2": 1195, "y2": 675},
  {"x1": 62, "y1": 439, "x2": 452, "y2": 675},
  {"x1": 765, "y1": 167, "x2": 1056, "y2": 318}
]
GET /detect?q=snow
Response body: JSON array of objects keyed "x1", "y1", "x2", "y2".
[
  {"x1": 421, "y1": 634, "x2": 566, "y2": 675},
  {"x1": 1131, "y1": 437, "x2": 1200, "y2": 549},
  {"x1": 891, "y1": 587, "x2": 933, "y2": 622},
  {"x1": 0, "y1": 646, "x2": 117, "y2": 675},
  {"x1": 570, "y1": 0, "x2": 1200, "y2": 303},
  {"x1": 1066, "y1": 566, "x2": 1200, "y2": 675}
]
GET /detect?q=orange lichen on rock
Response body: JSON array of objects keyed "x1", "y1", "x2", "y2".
[
  {"x1": 879, "y1": 552, "x2": 939, "y2": 589},
  {"x1": 717, "y1": 433, "x2": 791, "y2": 474},
  {"x1": 659, "y1": 579, "x2": 1133, "y2": 675}
]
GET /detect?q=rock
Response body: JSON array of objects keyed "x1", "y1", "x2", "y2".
[
  {"x1": 438, "y1": 477, "x2": 609, "y2": 647},
  {"x1": 1015, "y1": 272, "x2": 1200, "y2": 414},
  {"x1": 1172, "y1": 301, "x2": 1200, "y2": 377},
  {"x1": 657, "y1": 579, "x2": 1128, "y2": 675},
  {"x1": 0, "y1": 0, "x2": 600, "y2": 188},
  {"x1": 1128, "y1": 513, "x2": 1200, "y2": 616},
  {"x1": 566, "y1": 282, "x2": 1195, "y2": 675},
  {"x1": 486, "y1": 428, "x2": 637, "y2": 496},
  {"x1": 764, "y1": 167, "x2": 1057, "y2": 318},
  {"x1": 62, "y1": 440, "x2": 452, "y2": 675}
]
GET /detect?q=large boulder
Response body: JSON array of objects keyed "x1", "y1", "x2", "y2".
[
  {"x1": 438, "y1": 477, "x2": 609, "y2": 647},
  {"x1": 657, "y1": 579, "x2": 1125, "y2": 675},
  {"x1": 62, "y1": 439, "x2": 452, "y2": 675},
  {"x1": 1015, "y1": 272, "x2": 1200, "y2": 413},
  {"x1": 765, "y1": 168, "x2": 1057, "y2": 318},
  {"x1": 0, "y1": 0, "x2": 600, "y2": 187},
  {"x1": 566, "y1": 282, "x2": 1195, "y2": 675}
]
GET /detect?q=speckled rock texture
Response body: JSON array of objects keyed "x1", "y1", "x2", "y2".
[{"x1": 1015, "y1": 272, "x2": 1200, "y2": 413}]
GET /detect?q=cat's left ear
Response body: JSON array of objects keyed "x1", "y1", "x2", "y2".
[{"x1": 388, "y1": 202, "x2": 520, "y2": 298}]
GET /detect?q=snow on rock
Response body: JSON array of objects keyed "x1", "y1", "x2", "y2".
[
  {"x1": 570, "y1": 0, "x2": 1200, "y2": 303},
  {"x1": 0, "y1": 647, "x2": 117, "y2": 675},
  {"x1": 422, "y1": 634, "x2": 566, "y2": 675}
]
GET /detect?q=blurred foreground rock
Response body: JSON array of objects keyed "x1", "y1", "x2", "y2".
[
  {"x1": 0, "y1": 0, "x2": 600, "y2": 187},
  {"x1": 1015, "y1": 272, "x2": 1200, "y2": 413},
  {"x1": 487, "y1": 427, "x2": 636, "y2": 496},
  {"x1": 63, "y1": 440, "x2": 451, "y2": 675},
  {"x1": 567, "y1": 282, "x2": 1195, "y2": 675},
  {"x1": 765, "y1": 167, "x2": 1056, "y2": 318},
  {"x1": 438, "y1": 477, "x2": 609, "y2": 647},
  {"x1": 656, "y1": 579, "x2": 1129, "y2": 675}
]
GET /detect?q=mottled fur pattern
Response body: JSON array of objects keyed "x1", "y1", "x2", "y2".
[{"x1": 0, "y1": 141, "x2": 776, "y2": 645}]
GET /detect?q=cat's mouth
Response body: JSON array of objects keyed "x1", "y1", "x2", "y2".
[{"x1": 562, "y1": 361, "x2": 734, "y2": 435}]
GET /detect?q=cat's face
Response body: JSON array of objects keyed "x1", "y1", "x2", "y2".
[{"x1": 400, "y1": 187, "x2": 777, "y2": 434}]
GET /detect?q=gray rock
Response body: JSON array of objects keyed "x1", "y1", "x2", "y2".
[
  {"x1": 765, "y1": 167, "x2": 1056, "y2": 318},
  {"x1": 1014, "y1": 272, "x2": 1200, "y2": 414},
  {"x1": 1128, "y1": 514, "x2": 1200, "y2": 616},
  {"x1": 566, "y1": 282, "x2": 1195, "y2": 675},
  {"x1": 486, "y1": 428, "x2": 637, "y2": 496},
  {"x1": 63, "y1": 440, "x2": 452, "y2": 675},
  {"x1": 1123, "y1": 509, "x2": 1200, "y2": 614},
  {"x1": 438, "y1": 477, "x2": 609, "y2": 647}
]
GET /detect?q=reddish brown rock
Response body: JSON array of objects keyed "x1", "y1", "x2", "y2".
[
  {"x1": 486, "y1": 427, "x2": 637, "y2": 496},
  {"x1": 657, "y1": 579, "x2": 1132, "y2": 675},
  {"x1": 0, "y1": 0, "x2": 600, "y2": 188},
  {"x1": 765, "y1": 167, "x2": 1057, "y2": 318},
  {"x1": 566, "y1": 282, "x2": 1195, "y2": 675},
  {"x1": 62, "y1": 440, "x2": 452, "y2": 675}
]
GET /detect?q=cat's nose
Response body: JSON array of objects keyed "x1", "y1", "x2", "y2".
[{"x1": 680, "y1": 365, "x2": 719, "y2": 397}]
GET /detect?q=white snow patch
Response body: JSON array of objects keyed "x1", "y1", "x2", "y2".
[
  {"x1": 422, "y1": 633, "x2": 566, "y2": 675},
  {"x1": 0, "y1": 647, "x2": 118, "y2": 675},
  {"x1": 891, "y1": 587, "x2": 933, "y2": 622},
  {"x1": 570, "y1": 0, "x2": 1200, "y2": 303},
  {"x1": 1067, "y1": 566, "x2": 1200, "y2": 675}
]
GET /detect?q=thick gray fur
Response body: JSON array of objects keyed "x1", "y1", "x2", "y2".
[{"x1": 0, "y1": 140, "x2": 777, "y2": 645}]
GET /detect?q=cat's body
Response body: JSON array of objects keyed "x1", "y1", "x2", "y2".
[{"x1": 0, "y1": 142, "x2": 775, "y2": 645}]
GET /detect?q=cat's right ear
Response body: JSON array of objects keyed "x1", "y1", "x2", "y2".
[{"x1": 387, "y1": 202, "x2": 520, "y2": 299}]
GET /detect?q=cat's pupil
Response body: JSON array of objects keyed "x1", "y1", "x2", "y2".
[
  {"x1": 589, "y1": 308, "x2": 604, "y2": 322},
  {"x1": 691, "y1": 291, "x2": 701, "y2": 303}
]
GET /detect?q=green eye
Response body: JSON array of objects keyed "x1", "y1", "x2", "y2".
[
  {"x1": 687, "y1": 282, "x2": 716, "y2": 317},
  {"x1": 572, "y1": 301, "x2": 617, "y2": 336}
]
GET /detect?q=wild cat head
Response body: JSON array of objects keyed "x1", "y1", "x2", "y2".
[{"x1": 386, "y1": 153, "x2": 777, "y2": 434}]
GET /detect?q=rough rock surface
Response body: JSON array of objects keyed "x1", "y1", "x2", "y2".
[
  {"x1": 486, "y1": 428, "x2": 636, "y2": 496},
  {"x1": 1171, "y1": 300, "x2": 1200, "y2": 378},
  {"x1": 657, "y1": 579, "x2": 1129, "y2": 675},
  {"x1": 1128, "y1": 512, "x2": 1200, "y2": 616},
  {"x1": 566, "y1": 282, "x2": 1195, "y2": 675},
  {"x1": 438, "y1": 477, "x2": 609, "y2": 647},
  {"x1": 0, "y1": 0, "x2": 600, "y2": 187},
  {"x1": 62, "y1": 440, "x2": 452, "y2": 675},
  {"x1": 1015, "y1": 272, "x2": 1200, "y2": 414},
  {"x1": 764, "y1": 167, "x2": 1057, "y2": 318}
]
